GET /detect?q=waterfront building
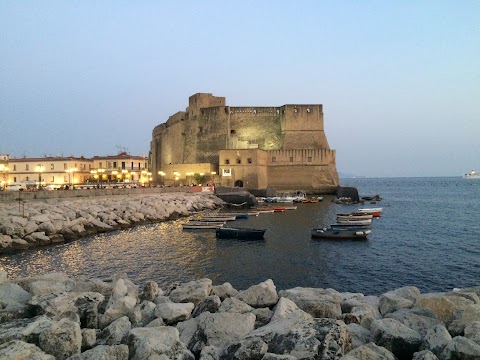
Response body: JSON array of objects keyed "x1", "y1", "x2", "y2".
[
  {"x1": 0, "y1": 154, "x2": 9, "y2": 189},
  {"x1": 4, "y1": 152, "x2": 147, "y2": 188},
  {"x1": 149, "y1": 93, "x2": 339, "y2": 192}
]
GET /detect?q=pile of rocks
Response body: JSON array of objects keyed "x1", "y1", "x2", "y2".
[
  {"x1": 0, "y1": 193, "x2": 224, "y2": 253},
  {"x1": 1, "y1": 271, "x2": 479, "y2": 359}
]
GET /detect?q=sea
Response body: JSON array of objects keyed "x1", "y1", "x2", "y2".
[{"x1": 1, "y1": 177, "x2": 479, "y2": 296}]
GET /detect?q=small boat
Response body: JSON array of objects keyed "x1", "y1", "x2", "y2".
[
  {"x1": 283, "y1": 206, "x2": 298, "y2": 210},
  {"x1": 336, "y1": 213, "x2": 373, "y2": 221},
  {"x1": 464, "y1": 170, "x2": 480, "y2": 179},
  {"x1": 302, "y1": 198, "x2": 319, "y2": 203},
  {"x1": 273, "y1": 207, "x2": 286, "y2": 212},
  {"x1": 336, "y1": 219, "x2": 372, "y2": 226},
  {"x1": 311, "y1": 227, "x2": 371, "y2": 240},
  {"x1": 330, "y1": 223, "x2": 370, "y2": 229},
  {"x1": 201, "y1": 216, "x2": 237, "y2": 222},
  {"x1": 183, "y1": 223, "x2": 223, "y2": 229},
  {"x1": 220, "y1": 213, "x2": 249, "y2": 219},
  {"x1": 256, "y1": 209, "x2": 275, "y2": 214},
  {"x1": 357, "y1": 208, "x2": 383, "y2": 217},
  {"x1": 216, "y1": 227, "x2": 266, "y2": 240},
  {"x1": 186, "y1": 221, "x2": 226, "y2": 226}
]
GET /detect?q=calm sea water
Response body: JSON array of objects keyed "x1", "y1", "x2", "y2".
[{"x1": 1, "y1": 177, "x2": 479, "y2": 295}]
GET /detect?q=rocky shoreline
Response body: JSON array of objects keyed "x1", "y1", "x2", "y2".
[
  {"x1": 0, "y1": 193, "x2": 224, "y2": 254},
  {"x1": 1, "y1": 272, "x2": 479, "y2": 359}
]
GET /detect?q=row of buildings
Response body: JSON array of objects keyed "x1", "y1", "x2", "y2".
[{"x1": 0, "y1": 152, "x2": 148, "y2": 189}]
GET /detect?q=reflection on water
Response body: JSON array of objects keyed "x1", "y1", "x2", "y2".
[{"x1": 2, "y1": 179, "x2": 480, "y2": 295}]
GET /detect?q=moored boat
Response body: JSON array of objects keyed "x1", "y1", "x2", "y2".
[
  {"x1": 201, "y1": 216, "x2": 237, "y2": 222},
  {"x1": 311, "y1": 227, "x2": 371, "y2": 240},
  {"x1": 183, "y1": 223, "x2": 223, "y2": 229},
  {"x1": 336, "y1": 219, "x2": 372, "y2": 226},
  {"x1": 336, "y1": 213, "x2": 373, "y2": 221},
  {"x1": 330, "y1": 223, "x2": 370, "y2": 229},
  {"x1": 357, "y1": 208, "x2": 383, "y2": 217},
  {"x1": 216, "y1": 227, "x2": 266, "y2": 240}
]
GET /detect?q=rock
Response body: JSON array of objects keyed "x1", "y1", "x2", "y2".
[
  {"x1": 218, "y1": 297, "x2": 254, "y2": 314},
  {"x1": 199, "y1": 345, "x2": 222, "y2": 360},
  {"x1": 448, "y1": 303, "x2": 480, "y2": 336},
  {"x1": 223, "y1": 337, "x2": 268, "y2": 360},
  {"x1": 127, "y1": 326, "x2": 194, "y2": 360},
  {"x1": 81, "y1": 328, "x2": 96, "y2": 351},
  {"x1": 168, "y1": 278, "x2": 213, "y2": 306},
  {"x1": 379, "y1": 292, "x2": 415, "y2": 316},
  {"x1": 0, "y1": 315, "x2": 52, "y2": 346},
  {"x1": 0, "y1": 283, "x2": 31, "y2": 321},
  {"x1": 141, "y1": 281, "x2": 162, "y2": 302},
  {"x1": 415, "y1": 293, "x2": 474, "y2": 324},
  {"x1": 412, "y1": 350, "x2": 439, "y2": 360},
  {"x1": 130, "y1": 300, "x2": 157, "y2": 326},
  {"x1": 192, "y1": 295, "x2": 221, "y2": 317},
  {"x1": 38, "y1": 318, "x2": 82, "y2": 360},
  {"x1": 24, "y1": 220, "x2": 39, "y2": 235},
  {"x1": 440, "y1": 336, "x2": 480, "y2": 360},
  {"x1": 48, "y1": 233, "x2": 64, "y2": 243},
  {"x1": 251, "y1": 307, "x2": 273, "y2": 329},
  {"x1": 347, "y1": 323, "x2": 371, "y2": 349},
  {"x1": 0, "y1": 271, "x2": 7, "y2": 285},
  {"x1": 261, "y1": 354, "x2": 297, "y2": 360},
  {"x1": 342, "y1": 295, "x2": 381, "y2": 329},
  {"x1": 342, "y1": 342, "x2": 396, "y2": 359},
  {"x1": 97, "y1": 316, "x2": 131, "y2": 345},
  {"x1": 67, "y1": 344, "x2": 129, "y2": 360},
  {"x1": 212, "y1": 282, "x2": 239, "y2": 300},
  {"x1": 235, "y1": 279, "x2": 278, "y2": 308},
  {"x1": 370, "y1": 318, "x2": 422, "y2": 360},
  {"x1": 278, "y1": 287, "x2": 342, "y2": 318},
  {"x1": 145, "y1": 318, "x2": 165, "y2": 327},
  {"x1": 155, "y1": 302, "x2": 195, "y2": 325},
  {"x1": 30, "y1": 232, "x2": 51, "y2": 245},
  {"x1": 100, "y1": 277, "x2": 138, "y2": 327},
  {"x1": 179, "y1": 311, "x2": 256, "y2": 356},
  {"x1": 385, "y1": 307, "x2": 443, "y2": 337},
  {"x1": 464, "y1": 321, "x2": 480, "y2": 345},
  {"x1": 420, "y1": 324, "x2": 452, "y2": 356},
  {"x1": 0, "y1": 340, "x2": 55, "y2": 360}
]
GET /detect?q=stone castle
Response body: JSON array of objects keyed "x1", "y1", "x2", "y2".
[{"x1": 149, "y1": 93, "x2": 339, "y2": 192}]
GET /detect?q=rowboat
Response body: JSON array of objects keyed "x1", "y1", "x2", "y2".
[
  {"x1": 186, "y1": 221, "x2": 225, "y2": 226},
  {"x1": 283, "y1": 206, "x2": 298, "y2": 210},
  {"x1": 336, "y1": 219, "x2": 372, "y2": 226},
  {"x1": 357, "y1": 208, "x2": 383, "y2": 217},
  {"x1": 273, "y1": 207, "x2": 286, "y2": 212},
  {"x1": 219, "y1": 213, "x2": 249, "y2": 219},
  {"x1": 256, "y1": 209, "x2": 275, "y2": 214},
  {"x1": 216, "y1": 227, "x2": 266, "y2": 240},
  {"x1": 183, "y1": 223, "x2": 223, "y2": 229},
  {"x1": 330, "y1": 223, "x2": 370, "y2": 229},
  {"x1": 311, "y1": 227, "x2": 371, "y2": 240},
  {"x1": 201, "y1": 216, "x2": 237, "y2": 222},
  {"x1": 336, "y1": 213, "x2": 373, "y2": 221}
]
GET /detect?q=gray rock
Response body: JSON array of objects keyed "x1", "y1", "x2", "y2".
[
  {"x1": 385, "y1": 307, "x2": 443, "y2": 337},
  {"x1": 371, "y1": 318, "x2": 422, "y2": 360},
  {"x1": 342, "y1": 342, "x2": 396, "y2": 359},
  {"x1": 154, "y1": 302, "x2": 195, "y2": 325},
  {"x1": 219, "y1": 297, "x2": 254, "y2": 314},
  {"x1": 168, "y1": 278, "x2": 213, "y2": 306},
  {"x1": 67, "y1": 344, "x2": 129, "y2": 360},
  {"x1": 342, "y1": 295, "x2": 381, "y2": 329},
  {"x1": 236, "y1": 279, "x2": 278, "y2": 308},
  {"x1": 420, "y1": 324, "x2": 452, "y2": 356},
  {"x1": 97, "y1": 316, "x2": 131, "y2": 345},
  {"x1": 0, "y1": 271, "x2": 7, "y2": 285},
  {"x1": 38, "y1": 318, "x2": 82, "y2": 360},
  {"x1": 347, "y1": 323, "x2": 371, "y2": 349},
  {"x1": 278, "y1": 287, "x2": 342, "y2": 319},
  {"x1": 127, "y1": 326, "x2": 194, "y2": 360},
  {"x1": 464, "y1": 321, "x2": 480, "y2": 345},
  {"x1": 412, "y1": 350, "x2": 439, "y2": 360},
  {"x1": 212, "y1": 282, "x2": 239, "y2": 300},
  {"x1": 100, "y1": 277, "x2": 138, "y2": 327},
  {"x1": 192, "y1": 295, "x2": 221, "y2": 317},
  {"x1": 24, "y1": 220, "x2": 39, "y2": 235},
  {"x1": 130, "y1": 300, "x2": 157, "y2": 326},
  {"x1": 141, "y1": 280, "x2": 162, "y2": 302},
  {"x1": 81, "y1": 328, "x2": 96, "y2": 351},
  {"x1": 379, "y1": 293, "x2": 415, "y2": 316},
  {"x1": 199, "y1": 345, "x2": 222, "y2": 360},
  {"x1": 30, "y1": 232, "x2": 51, "y2": 245},
  {"x1": 0, "y1": 340, "x2": 55, "y2": 360},
  {"x1": 252, "y1": 307, "x2": 273, "y2": 329},
  {"x1": 448, "y1": 303, "x2": 480, "y2": 336},
  {"x1": 145, "y1": 318, "x2": 165, "y2": 327},
  {"x1": 261, "y1": 354, "x2": 297, "y2": 360},
  {"x1": 415, "y1": 293, "x2": 474, "y2": 324},
  {"x1": 224, "y1": 337, "x2": 268, "y2": 360},
  {"x1": 440, "y1": 336, "x2": 480, "y2": 360},
  {"x1": 0, "y1": 315, "x2": 53, "y2": 346},
  {"x1": 0, "y1": 283, "x2": 31, "y2": 320}
]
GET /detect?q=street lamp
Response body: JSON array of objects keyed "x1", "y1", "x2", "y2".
[
  {"x1": 35, "y1": 165, "x2": 45, "y2": 189},
  {"x1": 66, "y1": 167, "x2": 77, "y2": 190},
  {"x1": 97, "y1": 168, "x2": 105, "y2": 188}
]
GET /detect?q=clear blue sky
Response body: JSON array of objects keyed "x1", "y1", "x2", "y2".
[{"x1": 1, "y1": 1, "x2": 479, "y2": 177}]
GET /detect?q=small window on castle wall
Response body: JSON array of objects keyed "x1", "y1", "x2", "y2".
[
  {"x1": 231, "y1": 130, "x2": 236, "y2": 135},
  {"x1": 199, "y1": 127, "x2": 203, "y2": 133},
  {"x1": 253, "y1": 110, "x2": 256, "y2": 114},
  {"x1": 272, "y1": 157, "x2": 276, "y2": 162},
  {"x1": 225, "y1": 159, "x2": 230, "y2": 164},
  {"x1": 307, "y1": 108, "x2": 311, "y2": 113},
  {"x1": 247, "y1": 158, "x2": 252, "y2": 164},
  {"x1": 294, "y1": 108, "x2": 298, "y2": 113},
  {"x1": 237, "y1": 159, "x2": 241, "y2": 164},
  {"x1": 276, "y1": 109, "x2": 280, "y2": 114},
  {"x1": 307, "y1": 157, "x2": 312, "y2": 162}
]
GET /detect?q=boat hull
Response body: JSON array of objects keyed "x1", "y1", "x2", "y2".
[
  {"x1": 311, "y1": 228, "x2": 370, "y2": 240},
  {"x1": 216, "y1": 227, "x2": 266, "y2": 240}
]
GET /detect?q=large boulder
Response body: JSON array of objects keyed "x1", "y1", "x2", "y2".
[
  {"x1": 218, "y1": 297, "x2": 254, "y2": 314},
  {"x1": 342, "y1": 295, "x2": 381, "y2": 329},
  {"x1": 440, "y1": 336, "x2": 480, "y2": 360},
  {"x1": 448, "y1": 303, "x2": 480, "y2": 336},
  {"x1": 420, "y1": 324, "x2": 452, "y2": 357},
  {"x1": 38, "y1": 318, "x2": 82, "y2": 360},
  {"x1": 278, "y1": 287, "x2": 342, "y2": 318},
  {"x1": 212, "y1": 282, "x2": 239, "y2": 300},
  {"x1": 379, "y1": 286, "x2": 420, "y2": 316},
  {"x1": 168, "y1": 279, "x2": 212, "y2": 306},
  {"x1": 67, "y1": 344, "x2": 129, "y2": 360},
  {"x1": 385, "y1": 308, "x2": 443, "y2": 337},
  {"x1": 464, "y1": 321, "x2": 480, "y2": 346},
  {"x1": 100, "y1": 277, "x2": 138, "y2": 328},
  {"x1": 342, "y1": 342, "x2": 396, "y2": 360},
  {"x1": 370, "y1": 318, "x2": 422, "y2": 360},
  {"x1": 0, "y1": 283, "x2": 32, "y2": 321},
  {"x1": 192, "y1": 295, "x2": 221, "y2": 317},
  {"x1": 154, "y1": 302, "x2": 195, "y2": 325},
  {"x1": 0, "y1": 340, "x2": 55, "y2": 360},
  {"x1": 97, "y1": 316, "x2": 131, "y2": 346},
  {"x1": 415, "y1": 293, "x2": 474, "y2": 324},
  {"x1": 235, "y1": 279, "x2": 278, "y2": 308},
  {"x1": 127, "y1": 326, "x2": 194, "y2": 360}
]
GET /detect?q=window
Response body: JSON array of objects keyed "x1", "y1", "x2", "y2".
[
  {"x1": 272, "y1": 157, "x2": 276, "y2": 162},
  {"x1": 99, "y1": 162, "x2": 103, "y2": 168},
  {"x1": 307, "y1": 108, "x2": 311, "y2": 113},
  {"x1": 237, "y1": 159, "x2": 241, "y2": 164},
  {"x1": 294, "y1": 108, "x2": 298, "y2": 113},
  {"x1": 51, "y1": 176, "x2": 55, "y2": 182},
  {"x1": 26, "y1": 164, "x2": 29, "y2": 170},
  {"x1": 290, "y1": 157, "x2": 294, "y2": 162},
  {"x1": 113, "y1": 162, "x2": 117, "y2": 168},
  {"x1": 225, "y1": 159, "x2": 230, "y2": 165},
  {"x1": 50, "y1": 163, "x2": 54, "y2": 170},
  {"x1": 13, "y1": 165, "x2": 16, "y2": 171},
  {"x1": 14, "y1": 177, "x2": 17, "y2": 182},
  {"x1": 230, "y1": 129, "x2": 236, "y2": 134},
  {"x1": 247, "y1": 158, "x2": 252, "y2": 164},
  {"x1": 64, "y1": 163, "x2": 67, "y2": 170},
  {"x1": 121, "y1": 162, "x2": 125, "y2": 169},
  {"x1": 307, "y1": 157, "x2": 312, "y2": 162},
  {"x1": 199, "y1": 126, "x2": 203, "y2": 133}
]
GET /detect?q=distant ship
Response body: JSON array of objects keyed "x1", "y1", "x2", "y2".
[{"x1": 463, "y1": 170, "x2": 480, "y2": 179}]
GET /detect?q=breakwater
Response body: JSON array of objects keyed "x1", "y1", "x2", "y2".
[
  {"x1": 0, "y1": 192, "x2": 224, "y2": 254},
  {"x1": 0, "y1": 272, "x2": 479, "y2": 359}
]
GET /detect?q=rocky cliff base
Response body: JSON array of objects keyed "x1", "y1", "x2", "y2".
[
  {"x1": 0, "y1": 193, "x2": 224, "y2": 254},
  {"x1": 1, "y1": 272, "x2": 480, "y2": 359}
]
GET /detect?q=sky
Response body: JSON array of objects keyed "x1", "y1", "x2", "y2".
[{"x1": 0, "y1": 1, "x2": 479, "y2": 177}]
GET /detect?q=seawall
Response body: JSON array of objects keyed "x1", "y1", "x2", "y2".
[{"x1": 0, "y1": 192, "x2": 224, "y2": 254}]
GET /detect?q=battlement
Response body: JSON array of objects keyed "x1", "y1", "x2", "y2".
[{"x1": 266, "y1": 149, "x2": 335, "y2": 166}]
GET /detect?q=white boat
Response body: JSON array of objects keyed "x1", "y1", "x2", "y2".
[
  {"x1": 183, "y1": 223, "x2": 223, "y2": 229},
  {"x1": 336, "y1": 213, "x2": 373, "y2": 221},
  {"x1": 464, "y1": 170, "x2": 480, "y2": 179},
  {"x1": 336, "y1": 219, "x2": 372, "y2": 226},
  {"x1": 201, "y1": 216, "x2": 237, "y2": 222}
]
